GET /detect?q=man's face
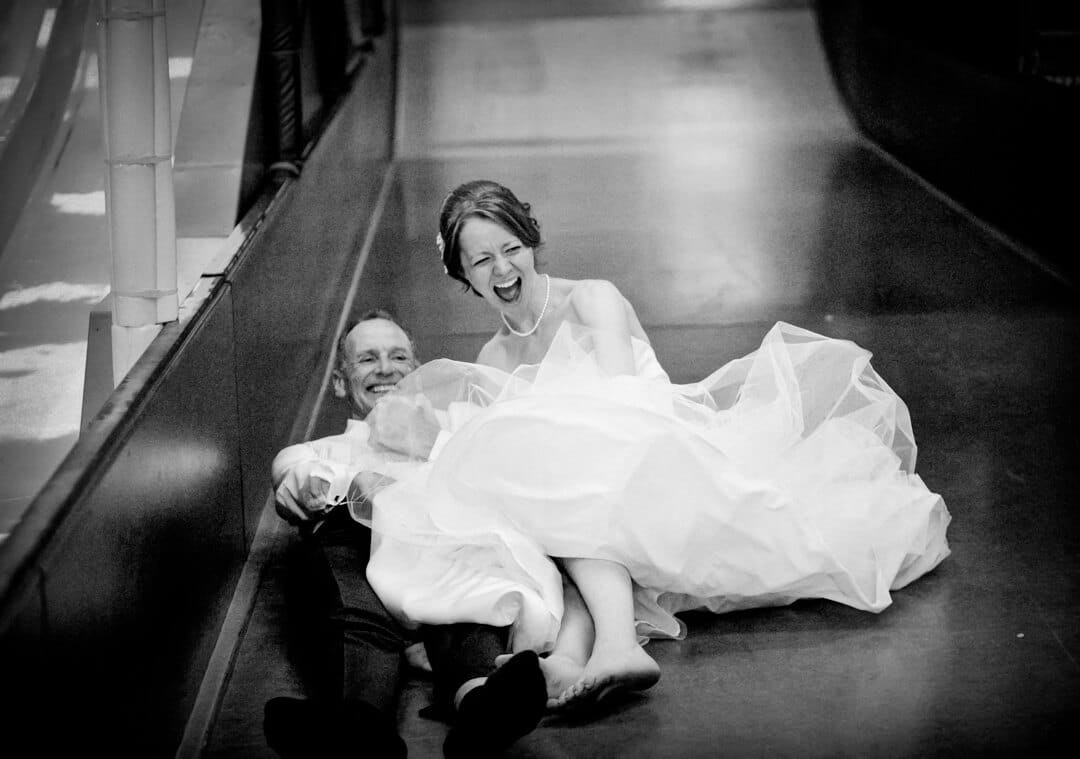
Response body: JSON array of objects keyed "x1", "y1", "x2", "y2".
[{"x1": 332, "y1": 319, "x2": 418, "y2": 418}]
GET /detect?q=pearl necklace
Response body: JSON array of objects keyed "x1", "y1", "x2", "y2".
[{"x1": 501, "y1": 274, "x2": 551, "y2": 337}]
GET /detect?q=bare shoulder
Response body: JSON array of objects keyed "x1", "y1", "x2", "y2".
[
  {"x1": 569, "y1": 278, "x2": 624, "y2": 311},
  {"x1": 568, "y1": 278, "x2": 651, "y2": 341},
  {"x1": 572, "y1": 278, "x2": 622, "y2": 298},
  {"x1": 567, "y1": 278, "x2": 633, "y2": 332}
]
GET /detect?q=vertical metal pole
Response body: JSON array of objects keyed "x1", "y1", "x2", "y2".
[
  {"x1": 265, "y1": 0, "x2": 304, "y2": 176},
  {"x1": 97, "y1": 0, "x2": 177, "y2": 381}
]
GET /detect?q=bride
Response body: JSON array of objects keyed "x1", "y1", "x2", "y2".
[{"x1": 362, "y1": 180, "x2": 951, "y2": 711}]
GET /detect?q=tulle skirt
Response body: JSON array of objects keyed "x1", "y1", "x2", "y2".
[{"x1": 365, "y1": 322, "x2": 950, "y2": 653}]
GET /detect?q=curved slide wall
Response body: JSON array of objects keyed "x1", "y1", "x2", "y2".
[{"x1": 815, "y1": 0, "x2": 1080, "y2": 280}]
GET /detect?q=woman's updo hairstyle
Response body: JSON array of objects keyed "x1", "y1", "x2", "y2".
[{"x1": 438, "y1": 180, "x2": 543, "y2": 294}]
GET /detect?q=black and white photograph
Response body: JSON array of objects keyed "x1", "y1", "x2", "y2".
[{"x1": 0, "y1": 1, "x2": 1077, "y2": 756}]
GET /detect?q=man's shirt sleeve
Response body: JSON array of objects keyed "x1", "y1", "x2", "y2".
[{"x1": 271, "y1": 427, "x2": 374, "y2": 510}]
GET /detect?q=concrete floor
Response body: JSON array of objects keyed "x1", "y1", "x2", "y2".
[{"x1": 203, "y1": 1, "x2": 1080, "y2": 757}]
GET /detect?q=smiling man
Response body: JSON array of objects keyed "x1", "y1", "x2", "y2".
[
  {"x1": 271, "y1": 311, "x2": 420, "y2": 524},
  {"x1": 265, "y1": 309, "x2": 546, "y2": 759},
  {"x1": 334, "y1": 313, "x2": 417, "y2": 418}
]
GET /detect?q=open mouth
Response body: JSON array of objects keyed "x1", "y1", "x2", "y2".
[
  {"x1": 493, "y1": 277, "x2": 522, "y2": 303},
  {"x1": 366, "y1": 383, "x2": 397, "y2": 396}
]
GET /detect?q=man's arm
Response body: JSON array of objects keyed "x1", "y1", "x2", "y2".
[
  {"x1": 272, "y1": 432, "x2": 378, "y2": 525},
  {"x1": 272, "y1": 442, "x2": 338, "y2": 525}
]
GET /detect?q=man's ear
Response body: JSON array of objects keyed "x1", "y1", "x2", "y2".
[{"x1": 331, "y1": 369, "x2": 347, "y2": 399}]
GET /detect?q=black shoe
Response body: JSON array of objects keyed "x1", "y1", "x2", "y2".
[
  {"x1": 264, "y1": 696, "x2": 407, "y2": 758},
  {"x1": 443, "y1": 651, "x2": 547, "y2": 759},
  {"x1": 264, "y1": 697, "x2": 325, "y2": 757}
]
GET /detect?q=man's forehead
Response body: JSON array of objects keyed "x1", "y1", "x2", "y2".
[{"x1": 345, "y1": 318, "x2": 413, "y2": 354}]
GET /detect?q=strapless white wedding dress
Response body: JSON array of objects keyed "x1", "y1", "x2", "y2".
[{"x1": 364, "y1": 322, "x2": 950, "y2": 653}]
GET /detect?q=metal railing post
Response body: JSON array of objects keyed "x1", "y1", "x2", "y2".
[{"x1": 97, "y1": 0, "x2": 177, "y2": 382}]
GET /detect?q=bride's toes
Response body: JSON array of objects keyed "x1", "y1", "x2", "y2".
[
  {"x1": 552, "y1": 677, "x2": 595, "y2": 711},
  {"x1": 550, "y1": 685, "x2": 574, "y2": 710},
  {"x1": 550, "y1": 648, "x2": 660, "y2": 715}
]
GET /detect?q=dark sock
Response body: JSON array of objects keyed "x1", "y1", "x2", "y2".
[
  {"x1": 264, "y1": 696, "x2": 407, "y2": 758},
  {"x1": 442, "y1": 651, "x2": 546, "y2": 759}
]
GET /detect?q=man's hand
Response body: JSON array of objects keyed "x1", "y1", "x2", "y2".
[
  {"x1": 275, "y1": 470, "x2": 334, "y2": 525},
  {"x1": 367, "y1": 393, "x2": 441, "y2": 458},
  {"x1": 404, "y1": 641, "x2": 432, "y2": 673}
]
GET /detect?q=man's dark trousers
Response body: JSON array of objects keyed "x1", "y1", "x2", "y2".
[{"x1": 304, "y1": 506, "x2": 508, "y2": 719}]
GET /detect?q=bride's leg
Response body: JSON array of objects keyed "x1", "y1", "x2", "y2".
[
  {"x1": 493, "y1": 571, "x2": 592, "y2": 700},
  {"x1": 540, "y1": 571, "x2": 592, "y2": 701},
  {"x1": 552, "y1": 557, "x2": 660, "y2": 709}
]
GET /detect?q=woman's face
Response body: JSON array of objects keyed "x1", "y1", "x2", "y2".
[{"x1": 458, "y1": 216, "x2": 537, "y2": 311}]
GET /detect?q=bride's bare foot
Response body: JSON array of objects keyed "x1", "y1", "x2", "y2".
[
  {"x1": 539, "y1": 653, "x2": 585, "y2": 702},
  {"x1": 549, "y1": 644, "x2": 660, "y2": 712}
]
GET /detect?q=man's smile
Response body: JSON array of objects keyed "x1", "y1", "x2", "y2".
[{"x1": 366, "y1": 382, "x2": 398, "y2": 396}]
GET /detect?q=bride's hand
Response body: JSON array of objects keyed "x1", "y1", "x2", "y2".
[{"x1": 367, "y1": 393, "x2": 441, "y2": 458}]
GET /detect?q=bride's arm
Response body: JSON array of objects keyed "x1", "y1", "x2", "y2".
[{"x1": 571, "y1": 280, "x2": 636, "y2": 376}]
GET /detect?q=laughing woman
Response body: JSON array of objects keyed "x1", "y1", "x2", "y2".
[
  {"x1": 362, "y1": 180, "x2": 951, "y2": 711},
  {"x1": 435, "y1": 180, "x2": 668, "y2": 706}
]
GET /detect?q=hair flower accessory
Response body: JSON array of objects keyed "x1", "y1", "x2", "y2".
[{"x1": 435, "y1": 233, "x2": 448, "y2": 273}]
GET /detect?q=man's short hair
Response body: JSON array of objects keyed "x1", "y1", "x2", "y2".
[{"x1": 335, "y1": 309, "x2": 418, "y2": 371}]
